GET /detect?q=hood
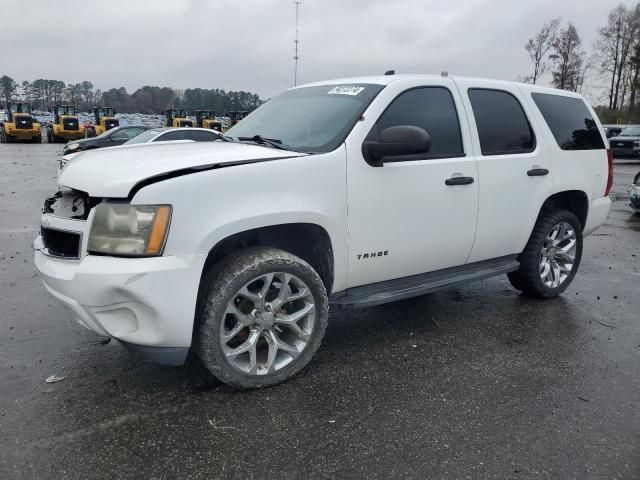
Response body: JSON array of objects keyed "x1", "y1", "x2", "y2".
[
  {"x1": 61, "y1": 140, "x2": 196, "y2": 164},
  {"x1": 58, "y1": 141, "x2": 306, "y2": 198}
]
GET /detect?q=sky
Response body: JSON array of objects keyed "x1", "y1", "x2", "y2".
[{"x1": 2, "y1": 0, "x2": 634, "y2": 104}]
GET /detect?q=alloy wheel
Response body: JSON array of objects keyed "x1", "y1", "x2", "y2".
[
  {"x1": 220, "y1": 272, "x2": 315, "y2": 375},
  {"x1": 539, "y1": 221, "x2": 577, "y2": 288}
]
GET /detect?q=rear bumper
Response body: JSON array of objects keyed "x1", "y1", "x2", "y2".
[
  {"x1": 54, "y1": 130, "x2": 85, "y2": 140},
  {"x1": 34, "y1": 241, "x2": 207, "y2": 358},
  {"x1": 584, "y1": 196, "x2": 612, "y2": 236},
  {"x1": 5, "y1": 127, "x2": 41, "y2": 139}
]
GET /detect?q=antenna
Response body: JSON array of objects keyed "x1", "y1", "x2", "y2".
[{"x1": 294, "y1": 1, "x2": 301, "y2": 86}]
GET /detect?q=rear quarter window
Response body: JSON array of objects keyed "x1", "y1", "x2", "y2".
[{"x1": 531, "y1": 93, "x2": 605, "y2": 150}]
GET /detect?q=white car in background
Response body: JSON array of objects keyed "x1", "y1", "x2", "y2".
[
  {"x1": 58, "y1": 127, "x2": 226, "y2": 174},
  {"x1": 122, "y1": 127, "x2": 223, "y2": 145}
]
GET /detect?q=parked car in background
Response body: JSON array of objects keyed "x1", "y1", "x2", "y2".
[
  {"x1": 58, "y1": 127, "x2": 228, "y2": 174},
  {"x1": 122, "y1": 127, "x2": 224, "y2": 145},
  {"x1": 62, "y1": 125, "x2": 149, "y2": 155},
  {"x1": 630, "y1": 171, "x2": 640, "y2": 212},
  {"x1": 608, "y1": 126, "x2": 640, "y2": 158},
  {"x1": 35, "y1": 75, "x2": 611, "y2": 389},
  {"x1": 602, "y1": 124, "x2": 624, "y2": 139}
]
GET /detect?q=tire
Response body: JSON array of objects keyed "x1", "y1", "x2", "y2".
[
  {"x1": 33, "y1": 134, "x2": 42, "y2": 144},
  {"x1": 508, "y1": 208, "x2": 583, "y2": 299},
  {"x1": 194, "y1": 246, "x2": 328, "y2": 389}
]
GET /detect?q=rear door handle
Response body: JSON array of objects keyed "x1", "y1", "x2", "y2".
[
  {"x1": 445, "y1": 176, "x2": 474, "y2": 186},
  {"x1": 527, "y1": 168, "x2": 549, "y2": 176}
]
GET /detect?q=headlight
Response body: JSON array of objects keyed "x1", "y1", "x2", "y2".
[
  {"x1": 66, "y1": 143, "x2": 80, "y2": 151},
  {"x1": 88, "y1": 204, "x2": 172, "y2": 256}
]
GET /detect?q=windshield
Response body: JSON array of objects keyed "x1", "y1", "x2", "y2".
[
  {"x1": 619, "y1": 127, "x2": 640, "y2": 136},
  {"x1": 96, "y1": 126, "x2": 121, "y2": 139},
  {"x1": 124, "y1": 129, "x2": 160, "y2": 144},
  {"x1": 225, "y1": 83, "x2": 384, "y2": 153}
]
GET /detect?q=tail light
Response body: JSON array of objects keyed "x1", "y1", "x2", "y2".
[{"x1": 605, "y1": 148, "x2": 613, "y2": 197}]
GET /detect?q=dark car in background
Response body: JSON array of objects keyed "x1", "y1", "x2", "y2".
[
  {"x1": 608, "y1": 126, "x2": 640, "y2": 158},
  {"x1": 602, "y1": 124, "x2": 624, "y2": 139},
  {"x1": 62, "y1": 125, "x2": 149, "y2": 155}
]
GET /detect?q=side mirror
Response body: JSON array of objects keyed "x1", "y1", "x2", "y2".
[{"x1": 363, "y1": 125, "x2": 431, "y2": 167}]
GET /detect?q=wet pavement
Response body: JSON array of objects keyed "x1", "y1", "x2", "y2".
[{"x1": 0, "y1": 143, "x2": 639, "y2": 479}]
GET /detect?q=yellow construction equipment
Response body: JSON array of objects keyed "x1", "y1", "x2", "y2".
[
  {"x1": 227, "y1": 111, "x2": 249, "y2": 129},
  {"x1": 0, "y1": 102, "x2": 42, "y2": 143},
  {"x1": 163, "y1": 109, "x2": 193, "y2": 128},
  {"x1": 93, "y1": 107, "x2": 119, "y2": 135},
  {"x1": 194, "y1": 110, "x2": 223, "y2": 131},
  {"x1": 47, "y1": 105, "x2": 85, "y2": 143}
]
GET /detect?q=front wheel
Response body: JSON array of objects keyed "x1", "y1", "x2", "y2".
[
  {"x1": 508, "y1": 208, "x2": 583, "y2": 298},
  {"x1": 194, "y1": 246, "x2": 328, "y2": 389}
]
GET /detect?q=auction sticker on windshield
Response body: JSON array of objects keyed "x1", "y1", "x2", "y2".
[{"x1": 327, "y1": 86, "x2": 365, "y2": 96}]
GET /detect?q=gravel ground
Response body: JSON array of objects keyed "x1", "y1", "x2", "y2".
[{"x1": 0, "y1": 143, "x2": 639, "y2": 479}]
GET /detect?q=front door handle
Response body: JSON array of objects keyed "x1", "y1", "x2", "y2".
[
  {"x1": 527, "y1": 168, "x2": 549, "y2": 176},
  {"x1": 445, "y1": 176, "x2": 474, "y2": 186}
]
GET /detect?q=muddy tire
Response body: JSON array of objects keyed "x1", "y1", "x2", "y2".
[
  {"x1": 508, "y1": 208, "x2": 583, "y2": 299},
  {"x1": 194, "y1": 246, "x2": 328, "y2": 389}
]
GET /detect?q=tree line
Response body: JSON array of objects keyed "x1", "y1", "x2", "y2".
[
  {"x1": 0, "y1": 77, "x2": 263, "y2": 114},
  {"x1": 523, "y1": 3, "x2": 640, "y2": 123}
]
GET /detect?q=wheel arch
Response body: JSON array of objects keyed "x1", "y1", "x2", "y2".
[
  {"x1": 539, "y1": 190, "x2": 589, "y2": 229},
  {"x1": 198, "y1": 223, "x2": 335, "y2": 299}
]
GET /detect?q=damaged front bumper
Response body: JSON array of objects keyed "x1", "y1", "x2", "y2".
[{"x1": 34, "y1": 189, "x2": 207, "y2": 365}]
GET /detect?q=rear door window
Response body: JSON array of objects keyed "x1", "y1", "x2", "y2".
[
  {"x1": 531, "y1": 93, "x2": 605, "y2": 150},
  {"x1": 468, "y1": 89, "x2": 535, "y2": 155}
]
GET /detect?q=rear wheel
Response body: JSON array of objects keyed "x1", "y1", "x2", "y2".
[
  {"x1": 195, "y1": 246, "x2": 328, "y2": 389},
  {"x1": 33, "y1": 134, "x2": 42, "y2": 143},
  {"x1": 508, "y1": 208, "x2": 583, "y2": 298}
]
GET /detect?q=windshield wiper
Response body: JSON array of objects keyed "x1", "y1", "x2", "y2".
[
  {"x1": 237, "y1": 135, "x2": 289, "y2": 151},
  {"x1": 215, "y1": 133, "x2": 233, "y2": 142}
]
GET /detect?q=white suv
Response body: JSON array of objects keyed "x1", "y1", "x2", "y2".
[{"x1": 34, "y1": 75, "x2": 612, "y2": 388}]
